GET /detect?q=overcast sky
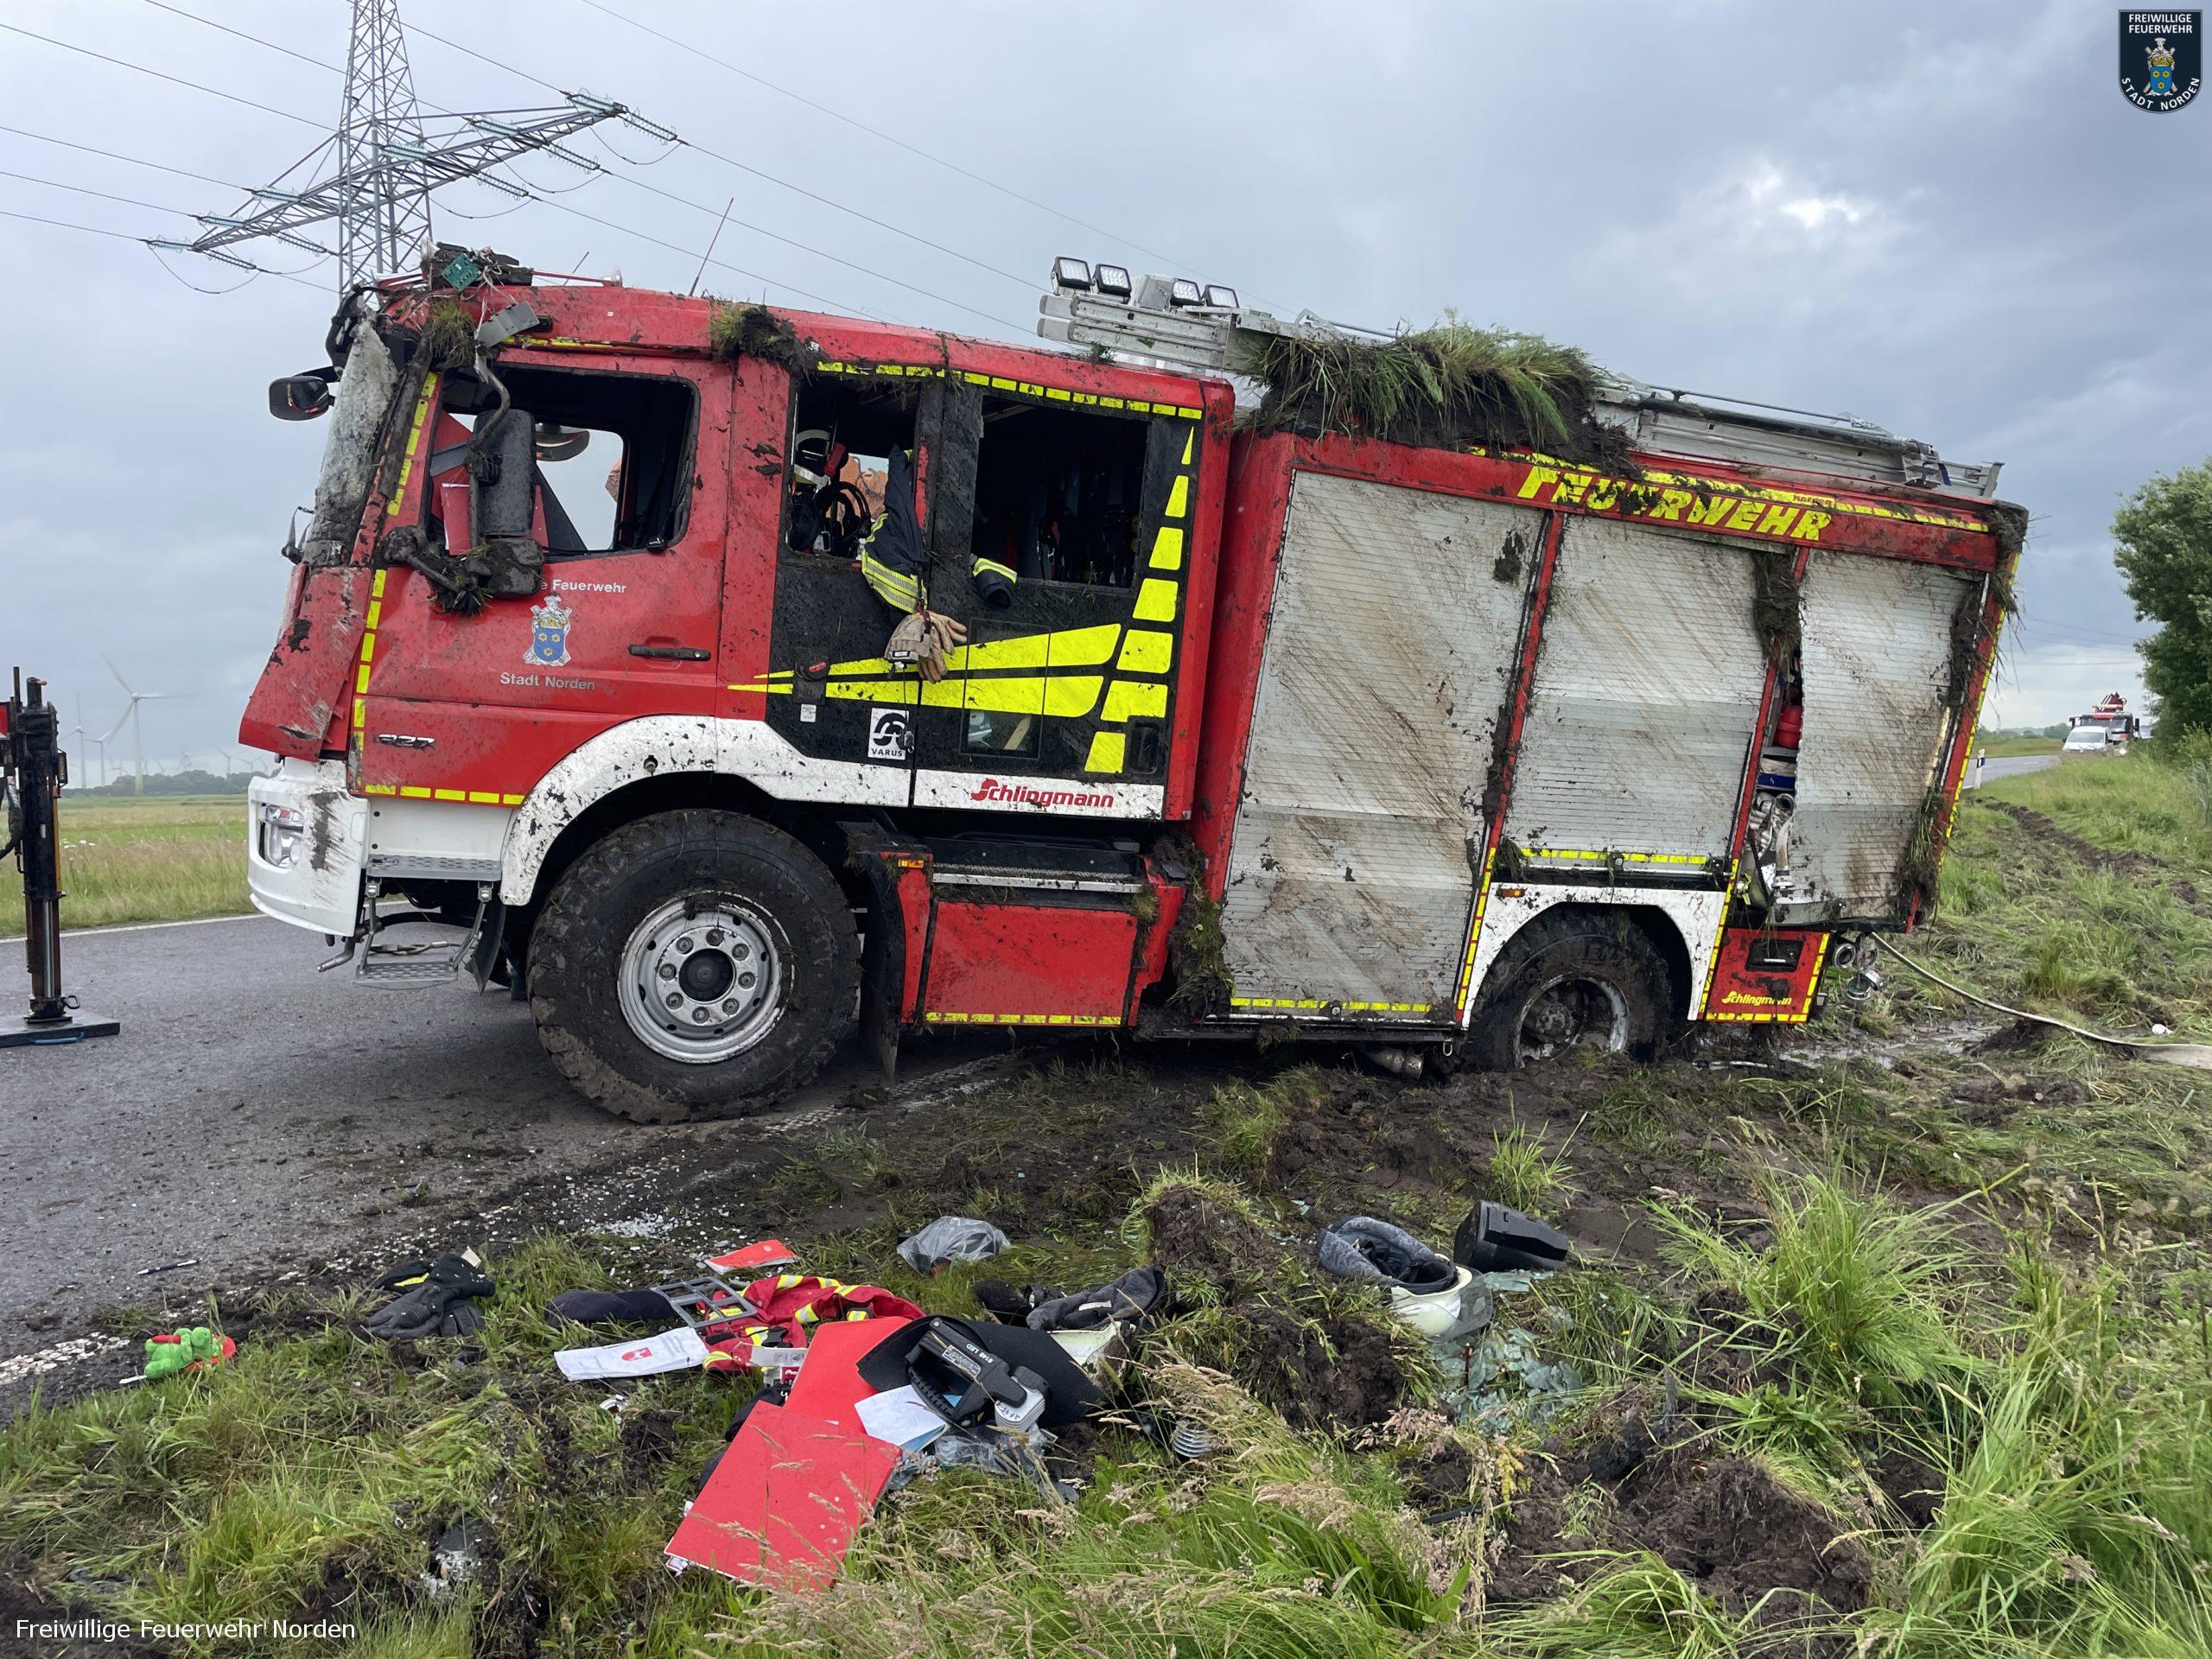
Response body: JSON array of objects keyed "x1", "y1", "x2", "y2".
[{"x1": 2, "y1": 0, "x2": 2203, "y2": 778}]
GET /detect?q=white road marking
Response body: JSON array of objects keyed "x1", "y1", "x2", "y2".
[{"x1": 0, "y1": 912, "x2": 262, "y2": 946}]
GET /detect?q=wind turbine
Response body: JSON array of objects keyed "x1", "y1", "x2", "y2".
[
  {"x1": 102, "y1": 658, "x2": 175, "y2": 797},
  {"x1": 70, "y1": 696, "x2": 107, "y2": 789}
]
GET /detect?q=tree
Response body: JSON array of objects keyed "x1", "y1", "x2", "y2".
[{"x1": 2112, "y1": 460, "x2": 2212, "y2": 736}]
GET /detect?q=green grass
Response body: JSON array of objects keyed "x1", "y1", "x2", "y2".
[
  {"x1": 1653, "y1": 1167, "x2": 1974, "y2": 1406},
  {"x1": 1486, "y1": 1123, "x2": 1571, "y2": 1215},
  {"x1": 1196, "y1": 1070, "x2": 1321, "y2": 1185},
  {"x1": 3, "y1": 794, "x2": 250, "y2": 935},
  {"x1": 8, "y1": 753, "x2": 2212, "y2": 1655},
  {"x1": 1235, "y1": 318, "x2": 1603, "y2": 452},
  {"x1": 1919, "y1": 755, "x2": 2212, "y2": 1030}
]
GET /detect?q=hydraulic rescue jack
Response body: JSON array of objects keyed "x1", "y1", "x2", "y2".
[{"x1": 1, "y1": 670, "x2": 120, "y2": 1047}]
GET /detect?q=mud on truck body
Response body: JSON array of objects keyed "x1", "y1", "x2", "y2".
[{"x1": 240, "y1": 252, "x2": 2019, "y2": 1122}]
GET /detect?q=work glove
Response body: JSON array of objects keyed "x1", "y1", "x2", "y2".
[
  {"x1": 365, "y1": 1253, "x2": 495, "y2": 1340},
  {"x1": 885, "y1": 608, "x2": 968, "y2": 683}
]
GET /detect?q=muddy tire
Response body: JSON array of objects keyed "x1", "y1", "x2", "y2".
[
  {"x1": 527, "y1": 810, "x2": 857, "y2": 1123},
  {"x1": 1465, "y1": 911, "x2": 1672, "y2": 1071}
]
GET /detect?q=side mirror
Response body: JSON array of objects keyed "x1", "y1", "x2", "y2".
[
  {"x1": 533, "y1": 423, "x2": 592, "y2": 463},
  {"x1": 269, "y1": 372, "x2": 334, "y2": 422}
]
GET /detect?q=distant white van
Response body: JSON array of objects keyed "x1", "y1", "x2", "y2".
[{"x1": 2063, "y1": 721, "x2": 2122, "y2": 757}]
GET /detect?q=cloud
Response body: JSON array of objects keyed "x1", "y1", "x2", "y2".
[
  {"x1": 1, "y1": 0, "x2": 2204, "y2": 772},
  {"x1": 1981, "y1": 641, "x2": 2146, "y2": 729},
  {"x1": 1584, "y1": 156, "x2": 1902, "y2": 321}
]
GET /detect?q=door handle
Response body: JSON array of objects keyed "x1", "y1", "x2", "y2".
[{"x1": 626, "y1": 645, "x2": 711, "y2": 661}]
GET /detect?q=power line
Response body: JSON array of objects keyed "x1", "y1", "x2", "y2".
[
  {"x1": 2010, "y1": 613, "x2": 2148, "y2": 646},
  {"x1": 599, "y1": 168, "x2": 1026, "y2": 333},
  {"x1": 122, "y1": 0, "x2": 1022, "y2": 330},
  {"x1": 0, "y1": 207, "x2": 155, "y2": 244},
  {"x1": 2015, "y1": 624, "x2": 2146, "y2": 649},
  {"x1": 134, "y1": 0, "x2": 340, "y2": 76},
  {"x1": 0, "y1": 125, "x2": 246, "y2": 193},
  {"x1": 12, "y1": 17, "x2": 846, "y2": 311},
  {"x1": 0, "y1": 167, "x2": 205, "y2": 222},
  {"x1": 569, "y1": 0, "x2": 1197, "y2": 271},
  {"x1": 0, "y1": 22, "x2": 324, "y2": 129},
  {"x1": 0, "y1": 205, "x2": 325, "y2": 289},
  {"x1": 3, "y1": 113, "x2": 855, "y2": 319},
  {"x1": 390, "y1": 9, "x2": 1033, "y2": 290},
  {"x1": 681, "y1": 135, "x2": 1033, "y2": 289},
  {"x1": 525, "y1": 193, "x2": 893, "y2": 321}
]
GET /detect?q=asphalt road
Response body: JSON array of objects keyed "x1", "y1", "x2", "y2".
[
  {"x1": 1968, "y1": 753, "x2": 2058, "y2": 785},
  {"x1": 0, "y1": 913, "x2": 1003, "y2": 1386}
]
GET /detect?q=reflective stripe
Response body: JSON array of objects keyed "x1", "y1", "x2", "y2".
[
  {"x1": 1084, "y1": 730, "x2": 1126, "y2": 773},
  {"x1": 385, "y1": 373, "x2": 439, "y2": 518},
  {"x1": 1230, "y1": 995, "x2": 1433, "y2": 1014},
  {"x1": 1102, "y1": 681, "x2": 1166, "y2": 722},
  {"x1": 826, "y1": 675, "x2": 1103, "y2": 716},
  {"x1": 1133, "y1": 578, "x2": 1178, "y2": 622},
  {"x1": 1520, "y1": 848, "x2": 1716, "y2": 867},
  {"x1": 971, "y1": 556, "x2": 1018, "y2": 582},
  {"x1": 860, "y1": 548, "x2": 921, "y2": 609},
  {"x1": 925, "y1": 1010, "x2": 1123, "y2": 1026},
  {"x1": 1117, "y1": 630, "x2": 1173, "y2": 673}
]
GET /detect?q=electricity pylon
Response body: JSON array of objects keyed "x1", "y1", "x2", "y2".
[{"x1": 181, "y1": 0, "x2": 657, "y2": 291}]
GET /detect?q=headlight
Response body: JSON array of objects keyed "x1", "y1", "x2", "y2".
[{"x1": 258, "y1": 802, "x2": 304, "y2": 869}]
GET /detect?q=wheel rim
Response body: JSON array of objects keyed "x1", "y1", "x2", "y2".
[
  {"x1": 1515, "y1": 972, "x2": 1629, "y2": 1065},
  {"x1": 616, "y1": 897, "x2": 784, "y2": 1065}
]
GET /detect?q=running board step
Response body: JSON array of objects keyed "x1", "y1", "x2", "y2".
[{"x1": 354, "y1": 880, "x2": 492, "y2": 988}]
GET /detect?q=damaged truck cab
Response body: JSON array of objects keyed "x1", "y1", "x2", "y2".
[{"x1": 242, "y1": 256, "x2": 2017, "y2": 1121}]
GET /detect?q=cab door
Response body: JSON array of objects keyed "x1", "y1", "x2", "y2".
[
  {"x1": 358, "y1": 353, "x2": 733, "y2": 800},
  {"x1": 906, "y1": 380, "x2": 1205, "y2": 812}
]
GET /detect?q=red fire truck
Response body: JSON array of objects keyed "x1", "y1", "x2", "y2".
[{"x1": 241, "y1": 251, "x2": 2018, "y2": 1121}]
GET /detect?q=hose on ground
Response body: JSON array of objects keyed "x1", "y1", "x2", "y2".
[{"x1": 1871, "y1": 935, "x2": 2212, "y2": 1071}]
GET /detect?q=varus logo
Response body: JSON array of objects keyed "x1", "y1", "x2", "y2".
[{"x1": 970, "y1": 779, "x2": 1116, "y2": 810}]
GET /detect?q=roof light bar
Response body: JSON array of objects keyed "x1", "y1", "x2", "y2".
[{"x1": 1038, "y1": 261, "x2": 1284, "y2": 373}]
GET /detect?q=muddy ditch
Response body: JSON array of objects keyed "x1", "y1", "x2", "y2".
[
  {"x1": 3, "y1": 1027, "x2": 2031, "y2": 1654},
  {"x1": 17, "y1": 1033, "x2": 1877, "y2": 1421},
  {"x1": 1492, "y1": 1427, "x2": 1876, "y2": 1647}
]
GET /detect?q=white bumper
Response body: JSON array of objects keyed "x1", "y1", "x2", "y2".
[{"x1": 247, "y1": 758, "x2": 368, "y2": 937}]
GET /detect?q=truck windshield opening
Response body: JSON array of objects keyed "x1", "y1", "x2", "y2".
[{"x1": 440, "y1": 364, "x2": 696, "y2": 557}]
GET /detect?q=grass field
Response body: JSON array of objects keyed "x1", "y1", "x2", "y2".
[
  {"x1": 1, "y1": 795, "x2": 250, "y2": 936},
  {"x1": 1974, "y1": 732, "x2": 2063, "y2": 758},
  {"x1": 3, "y1": 759, "x2": 2210, "y2": 1656}
]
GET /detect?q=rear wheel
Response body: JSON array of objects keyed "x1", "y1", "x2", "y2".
[
  {"x1": 528, "y1": 810, "x2": 858, "y2": 1122},
  {"x1": 1465, "y1": 911, "x2": 1672, "y2": 1071}
]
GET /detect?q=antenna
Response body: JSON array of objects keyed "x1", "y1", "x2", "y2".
[{"x1": 182, "y1": 0, "x2": 650, "y2": 290}]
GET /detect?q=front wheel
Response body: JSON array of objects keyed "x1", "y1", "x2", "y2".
[
  {"x1": 1464, "y1": 911, "x2": 1673, "y2": 1071},
  {"x1": 527, "y1": 810, "x2": 858, "y2": 1122}
]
